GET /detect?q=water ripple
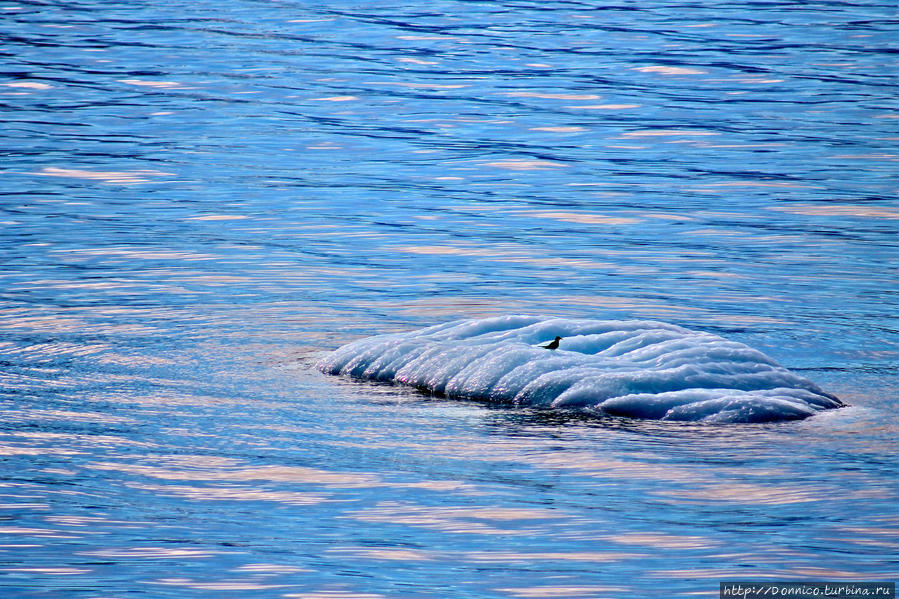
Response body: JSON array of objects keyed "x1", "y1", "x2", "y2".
[{"x1": 1, "y1": 1, "x2": 897, "y2": 597}]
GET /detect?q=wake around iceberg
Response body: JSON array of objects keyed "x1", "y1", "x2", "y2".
[{"x1": 317, "y1": 316, "x2": 844, "y2": 423}]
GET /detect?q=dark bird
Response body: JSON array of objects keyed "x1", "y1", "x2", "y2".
[{"x1": 540, "y1": 336, "x2": 562, "y2": 350}]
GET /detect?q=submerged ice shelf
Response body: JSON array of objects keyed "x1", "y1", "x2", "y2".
[{"x1": 318, "y1": 316, "x2": 845, "y2": 423}]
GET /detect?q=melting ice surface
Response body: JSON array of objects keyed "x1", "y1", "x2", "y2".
[{"x1": 319, "y1": 316, "x2": 844, "y2": 423}]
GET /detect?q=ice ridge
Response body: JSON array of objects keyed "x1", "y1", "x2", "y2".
[{"x1": 317, "y1": 315, "x2": 844, "y2": 423}]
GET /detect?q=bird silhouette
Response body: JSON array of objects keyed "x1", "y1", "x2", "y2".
[{"x1": 540, "y1": 336, "x2": 562, "y2": 350}]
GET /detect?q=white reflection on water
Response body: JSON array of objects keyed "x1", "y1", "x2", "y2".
[
  {"x1": 620, "y1": 129, "x2": 719, "y2": 138},
  {"x1": 1, "y1": 81, "x2": 53, "y2": 90},
  {"x1": 328, "y1": 547, "x2": 436, "y2": 562},
  {"x1": 79, "y1": 546, "x2": 219, "y2": 559},
  {"x1": 503, "y1": 92, "x2": 601, "y2": 100},
  {"x1": 36, "y1": 167, "x2": 174, "y2": 184},
  {"x1": 117, "y1": 79, "x2": 189, "y2": 89},
  {"x1": 633, "y1": 66, "x2": 707, "y2": 75},
  {"x1": 496, "y1": 585, "x2": 632, "y2": 598},
  {"x1": 480, "y1": 159, "x2": 568, "y2": 170},
  {"x1": 150, "y1": 578, "x2": 290, "y2": 591},
  {"x1": 465, "y1": 550, "x2": 645, "y2": 563},
  {"x1": 344, "y1": 501, "x2": 565, "y2": 536},
  {"x1": 234, "y1": 563, "x2": 310, "y2": 573},
  {"x1": 601, "y1": 532, "x2": 719, "y2": 550},
  {"x1": 0, "y1": 527, "x2": 81, "y2": 539},
  {"x1": 0, "y1": 567, "x2": 91, "y2": 575},
  {"x1": 513, "y1": 210, "x2": 642, "y2": 226},
  {"x1": 567, "y1": 103, "x2": 641, "y2": 110},
  {"x1": 127, "y1": 482, "x2": 330, "y2": 506},
  {"x1": 770, "y1": 204, "x2": 899, "y2": 219},
  {"x1": 655, "y1": 482, "x2": 838, "y2": 505},
  {"x1": 282, "y1": 592, "x2": 386, "y2": 599}
]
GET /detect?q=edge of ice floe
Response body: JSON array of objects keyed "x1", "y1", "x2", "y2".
[{"x1": 316, "y1": 315, "x2": 845, "y2": 423}]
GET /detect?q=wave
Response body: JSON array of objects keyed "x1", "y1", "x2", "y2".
[{"x1": 317, "y1": 316, "x2": 844, "y2": 423}]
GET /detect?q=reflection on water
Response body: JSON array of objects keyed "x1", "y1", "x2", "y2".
[{"x1": 2, "y1": 0, "x2": 898, "y2": 597}]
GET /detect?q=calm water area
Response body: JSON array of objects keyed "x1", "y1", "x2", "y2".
[{"x1": 1, "y1": 1, "x2": 898, "y2": 597}]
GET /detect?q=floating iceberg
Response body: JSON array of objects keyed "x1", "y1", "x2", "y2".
[{"x1": 318, "y1": 316, "x2": 844, "y2": 423}]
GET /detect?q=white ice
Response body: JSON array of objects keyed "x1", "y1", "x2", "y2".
[{"x1": 317, "y1": 315, "x2": 844, "y2": 423}]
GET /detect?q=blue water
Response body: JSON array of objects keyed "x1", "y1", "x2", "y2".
[{"x1": 1, "y1": 1, "x2": 898, "y2": 597}]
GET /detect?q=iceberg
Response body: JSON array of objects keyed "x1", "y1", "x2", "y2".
[{"x1": 317, "y1": 316, "x2": 844, "y2": 423}]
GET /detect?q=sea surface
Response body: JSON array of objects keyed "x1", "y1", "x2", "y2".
[{"x1": 1, "y1": 1, "x2": 898, "y2": 597}]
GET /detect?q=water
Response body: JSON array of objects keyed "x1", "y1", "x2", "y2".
[{"x1": 1, "y1": 1, "x2": 897, "y2": 597}]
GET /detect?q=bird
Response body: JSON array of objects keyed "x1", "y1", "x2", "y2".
[{"x1": 540, "y1": 336, "x2": 562, "y2": 350}]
